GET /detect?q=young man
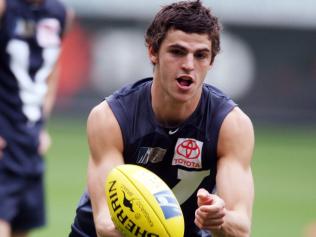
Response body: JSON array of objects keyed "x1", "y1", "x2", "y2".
[
  {"x1": 69, "y1": 0, "x2": 254, "y2": 236},
  {"x1": 0, "y1": 0, "x2": 73, "y2": 236}
]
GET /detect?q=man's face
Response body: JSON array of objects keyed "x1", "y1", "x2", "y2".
[{"x1": 149, "y1": 29, "x2": 212, "y2": 103}]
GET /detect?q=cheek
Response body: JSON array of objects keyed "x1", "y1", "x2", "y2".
[
  {"x1": 159, "y1": 58, "x2": 175, "y2": 73},
  {"x1": 160, "y1": 65, "x2": 173, "y2": 81},
  {"x1": 196, "y1": 64, "x2": 209, "y2": 75},
  {"x1": 195, "y1": 66, "x2": 210, "y2": 83}
]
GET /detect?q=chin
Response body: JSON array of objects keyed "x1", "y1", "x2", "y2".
[{"x1": 172, "y1": 93, "x2": 195, "y2": 104}]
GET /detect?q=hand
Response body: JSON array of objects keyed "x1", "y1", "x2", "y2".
[
  {"x1": 194, "y1": 188, "x2": 226, "y2": 231},
  {"x1": 0, "y1": 136, "x2": 6, "y2": 159},
  {"x1": 38, "y1": 129, "x2": 52, "y2": 155},
  {"x1": 95, "y1": 219, "x2": 123, "y2": 237}
]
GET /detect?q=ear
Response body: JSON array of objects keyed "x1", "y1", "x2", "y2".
[{"x1": 147, "y1": 45, "x2": 158, "y2": 65}]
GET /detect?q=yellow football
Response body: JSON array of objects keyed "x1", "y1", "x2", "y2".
[{"x1": 105, "y1": 164, "x2": 184, "y2": 237}]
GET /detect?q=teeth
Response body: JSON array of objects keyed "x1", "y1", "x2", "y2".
[{"x1": 178, "y1": 76, "x2": 192, "y2": 81}]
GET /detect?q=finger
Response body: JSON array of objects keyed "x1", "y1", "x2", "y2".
[
  {"x1": 199, "y1": 204, "x2": 225, "y2": 213},
  {"x1": 197, "y1": 188, "x2": 213, "y2": 206},
  {"x1": 0, "y1": 137, "x2": 7, "y2": 159},
  {"x1": 195, "y1": 217, "x2": 224, "y2": 230},
  {"x1": 194, "y1": 215, "x2": 224, "y2": 230},
  {"x1": 0, "y1": 137, "x2": 6, "y2": 148},
  {"x1": 38, "y1": 130, "x2": 52, "y2": 155},
  {"x1": 196, "y1": 207, "x2": 225, "y2": 220}
]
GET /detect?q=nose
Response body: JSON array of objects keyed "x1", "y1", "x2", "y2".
[{"x1": 181, "y1": 54, "x2": 194, "y2": 72}]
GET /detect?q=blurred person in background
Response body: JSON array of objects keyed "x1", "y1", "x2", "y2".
[
  {"x1": 69, "y1": 0, "x2": 254, "y2": 237},
  {"x1": 0, "y1": 0, "x2": 74, "y2": 236}
]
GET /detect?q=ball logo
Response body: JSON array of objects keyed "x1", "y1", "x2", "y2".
[
  {"x1": 107, "y1": 180, "x2": 160, "y2": 236},
  {"x1": 154, "y1": 190, "x2": 183, "y2": 219},
  {"x1": 172, "y1": 138, "x2": 203, "y2": 169},
  {"x1": 122, "y1": 191, "x2": 135, "y2": 212}
]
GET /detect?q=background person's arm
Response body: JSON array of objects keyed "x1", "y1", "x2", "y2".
[
  {"x1": 0, "y1": 0, "x2": 6, "y2": 159},
  {"x1": 42, "y1": 6, "x2": 75, "y2": 119},
  {"x1": 0, "y1": 0, "x2": 4, "y2": 19},
  {"x1": 39, "y1": 8, "x2": 75, "y2": 155}
]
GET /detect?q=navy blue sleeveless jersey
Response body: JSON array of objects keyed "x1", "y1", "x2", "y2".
[
  {"x1": 71, "y1": 78, "x2": 237, "y2": 237},
  {"x1": 0, "y1": 0, "x2": 67, "y2": 176},
  {"x1": 107, "y1": 78, "x2": 236, "y2": 236}
]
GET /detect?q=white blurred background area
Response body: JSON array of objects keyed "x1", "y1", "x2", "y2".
[{"x1": 56, "y1": 0, "x2": 316, "y2": 125}]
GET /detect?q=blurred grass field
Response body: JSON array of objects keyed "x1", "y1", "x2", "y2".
[{"x1": 32, "y1": 117, "x2": 316, "y2": 237}]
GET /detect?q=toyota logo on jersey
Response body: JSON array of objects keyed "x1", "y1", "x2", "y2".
[{"x1": 172, "y1": 138, "x2": 203, "y2": 169}]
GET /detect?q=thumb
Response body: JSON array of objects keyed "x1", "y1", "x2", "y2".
[
  {"x1": 38, "y1": 129, "x2": 52, "y2": 155},
  {"x1": 197, "y1": 188, "x2": 213, "y2": 206},
  {"x1": 0, "y1": 137, "x2": 6, "y2": 148},
  {"x1": 0, "y1": 137, "x2": 7, "y2": 160}
]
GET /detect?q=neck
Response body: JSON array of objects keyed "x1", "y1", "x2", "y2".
[{"x1": 151, "y1": 79, "x2": 201, "y2": 127}]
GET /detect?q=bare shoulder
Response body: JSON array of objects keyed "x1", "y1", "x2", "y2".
[
  {"x1": 87, "y1": 101, "x2": 111, "y2": 125},
  {"x1": 0, "y1": 0, "x2": 5, "y2": 18},
  {"x1": 218, "y1": 107, "x2": 255, "y2": 163},
  {"x1": 87, "y1": 100, "x2": 124, "y2": 160},
  {"x1": 87, "y1": 101, "x2": 119, "y2": 137},
  {"x1": 222, "y1": 107, "x2": 254, "y2": 136}
]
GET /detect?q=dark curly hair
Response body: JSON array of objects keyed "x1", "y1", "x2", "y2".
[{"x1": 145, "y1": 0, "x2": 221, "y2": 64}]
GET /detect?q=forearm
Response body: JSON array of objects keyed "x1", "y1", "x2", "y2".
[
  {"x1": 43, "y1": 9, "x2": 74, "y2": 119},
  {"x1": 87, "y1": 157, "x2": 124, "y2": 237},
  {"x1": 38, "y1": 67, "x2": 59, "y2": 153},
  {"x1": 211, "y1": 210, "x2": 251, "y2": 237},
  {"x1": 87, "y1": 159, "x2": 113, "y2": 231},
  {"x1": 0, "y1": 0, "x2": 5, "y2": 20},
  {"x1": 43, "y1": 66, "x2": 60, "y2": 120}
]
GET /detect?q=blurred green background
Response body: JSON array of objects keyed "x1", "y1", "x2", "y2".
[{"x1": 31, "y1": 117, "x2": 316, "y2": 237}]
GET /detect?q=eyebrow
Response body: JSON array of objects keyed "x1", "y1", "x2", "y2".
[{"x1": 168, "y1": 44, "x2": 211, "y2": 53}]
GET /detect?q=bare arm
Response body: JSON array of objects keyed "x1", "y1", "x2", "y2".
[
  {"x1": 0, "y1": 137, "x2": 6, "y2": 159},
  {"x1": 87, "y1": 101, "x2": 124, "y2": 237},
  {"x1": 0, "y1": 0, "x2": 4, "y2": 19},
  {"x1": 39, "y1": 8, "x2": 75, "y2": 154},
  {"x1": 0, "y1": 0, "x2": 6, "y2": 158},
  {"x1": 42, "y1": 8, "x2": 75, "y2": 119},
  {"x1": 195, "y1": 107, "x2": 255, "y2": 237}
]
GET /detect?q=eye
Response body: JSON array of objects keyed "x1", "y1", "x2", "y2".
[
  {"x1": 195, "y1": 51, "x2": 210, "y2": 60},
  {"x1": 169, "y1": 48, "x2": 186, "y2": 57}
]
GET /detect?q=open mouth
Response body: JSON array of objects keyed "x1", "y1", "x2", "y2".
[{"x1": 176, "y1": 76, "x2": 193, "y2": 87}]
